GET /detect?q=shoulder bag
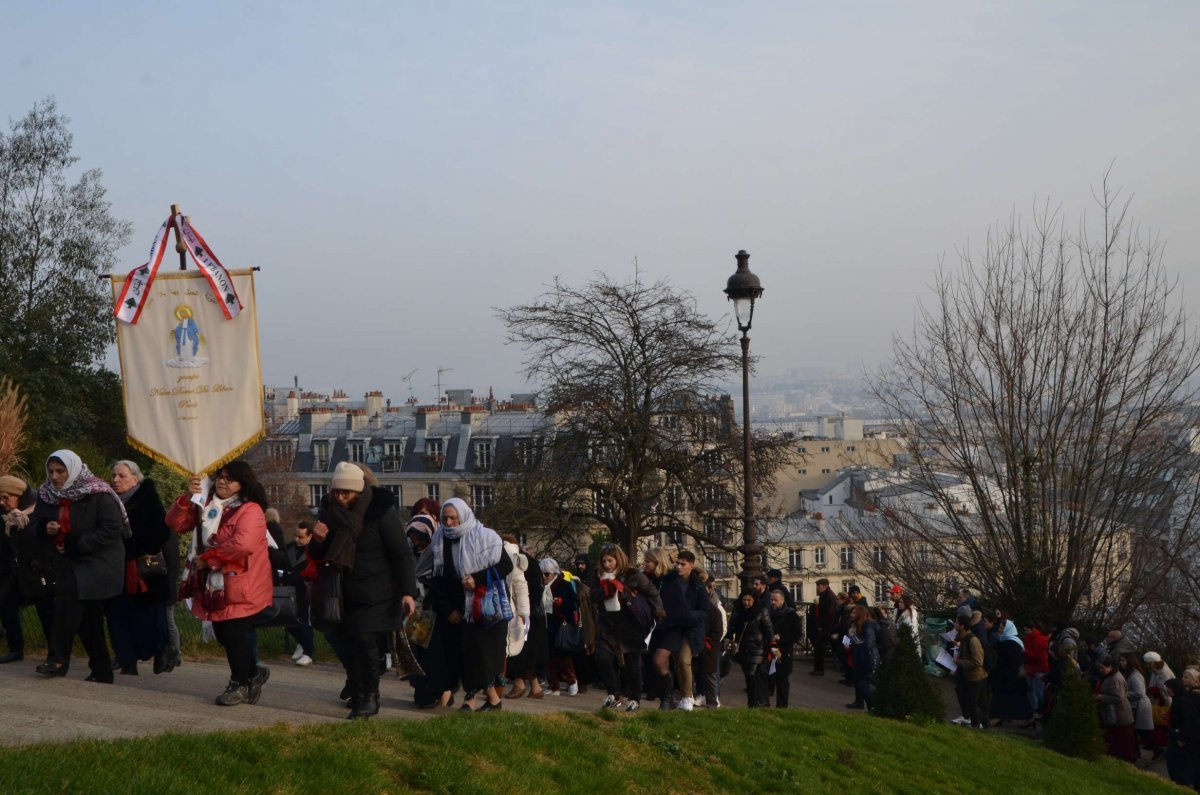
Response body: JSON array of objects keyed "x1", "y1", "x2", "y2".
[
  {"x1": 255, "y1": 585, "x2": 300, "y2": 628},
  {"x1": 474, "y1": 566, "x2": 514, "y2": 627},
  {"x1": 311, "y1": 562, "x2": 344, "y2": 632}
]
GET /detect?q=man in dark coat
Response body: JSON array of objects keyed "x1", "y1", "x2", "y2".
[
  {"x1": 810, "y1": 578, "x2": 837, "y2": 676},
  {"x1": 310, "y1": 462, "x2": 417, "y2": 718},
  {"x1": 767, "y1": 590, "x2": 803, "y2": 707},
  {"x1": 283, "y1": 520, "x2": 315, "y2": 665},
  {"x1": 766, "y1": 569, "x2": 794, "y2": 608}
]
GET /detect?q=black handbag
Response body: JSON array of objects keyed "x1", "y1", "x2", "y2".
[
  {"x1": 311, "y1": 563, "x2": 344, "y2": 632},
  {"x1": 553, "y1": 621, "x2": 584, "y2": 655},
  {"x1": 255, "y1": 585, "x2": 300, "y2": 628},
  {"x1": 16, "y1": 562, "x2": 55, "y2": 602},
  {"x1": 136, "y1": 552, "x2": 167, "y2": 579}
]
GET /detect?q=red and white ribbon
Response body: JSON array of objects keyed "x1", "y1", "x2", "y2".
[
  {"x1": 179, "y1": 217, "x2": 243, "y2": 320},
  {"x1": 114, "y1": 214, "x2": 174, "y2": 324},
  {"x1": 114, "y1": 213, "x2": 244, "y2": 324}
]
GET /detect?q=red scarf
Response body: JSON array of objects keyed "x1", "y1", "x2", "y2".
[{"x1": 54, "y1": 499, "x2": 72, "y2": 550}]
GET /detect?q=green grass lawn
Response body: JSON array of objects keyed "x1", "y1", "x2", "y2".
[{"x1": 0, "y1": 708, "x2": 1181, "y2": 794}]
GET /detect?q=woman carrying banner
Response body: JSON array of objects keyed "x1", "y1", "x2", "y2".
[
  {"x1": 309, "y1": 462, "x2": 417, "y2": 719},
  {"x1": 429, "y1": 497, "x2": 511, "y2": 712},
  {"x1": 32, "y1": 450, "x2": 126, "y2": 682},
  {"x1": 166, "y1": 460, "x2": 273, "y2": 706},
  {"x1": 106, "y1": 461, "x2": 171, "y2": 675}
]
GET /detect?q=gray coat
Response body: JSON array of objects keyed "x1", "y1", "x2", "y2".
[
  {"x1": 1126, "y1": 669, "x2": 1155, "y2": 731},
  {"x1": 35, "y1": 492, "x2": 126, "y2": 601},
  {"x1": 1098, "y1": 670, "x2": 1135, "y2": 727}
]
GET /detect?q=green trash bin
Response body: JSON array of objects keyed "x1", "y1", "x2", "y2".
[{"x1": 922, "y1": 616, "x2": 952, "y2": 677}]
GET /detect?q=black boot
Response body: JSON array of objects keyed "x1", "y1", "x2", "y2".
[{"x1": 350, "y1": 693, "x2": 380, "y2": 719}]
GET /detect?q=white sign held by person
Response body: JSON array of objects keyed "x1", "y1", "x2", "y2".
[{"x1": 111, "y1": 268, "x2": 264, "y2": 474}]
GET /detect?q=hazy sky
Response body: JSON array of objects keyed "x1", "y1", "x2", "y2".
[{"x1": 4, "y1": 2, "x2": 1197, "y2": 402}]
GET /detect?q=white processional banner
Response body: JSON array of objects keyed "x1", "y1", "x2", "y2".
[{"x1": 111, "y1": 269, "x2": 264, "y2": 475}]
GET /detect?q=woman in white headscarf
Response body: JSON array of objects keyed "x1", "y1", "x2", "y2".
[
  {"x1": 429, "y1": 497, "x2": 512, "y2": 712},
  {"x1": 32, "y1": 450, "x2": 127, "y2": 682}
]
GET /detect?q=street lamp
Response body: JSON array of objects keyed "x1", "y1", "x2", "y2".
[{"x1": 724, "y1": 249, "x2": 763, "y2": 588}]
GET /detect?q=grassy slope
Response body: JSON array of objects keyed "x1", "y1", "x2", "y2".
[{"x1": 0, "y1": 709, "x2": 1182, "y2": 794}]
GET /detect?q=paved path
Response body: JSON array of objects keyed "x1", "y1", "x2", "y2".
[
  {"x1": 0, "y1": 653, "x2": 866, "y2": 746},
  {"x1": 0, "y1": 651, "x2": 1173, "y2": 783}
]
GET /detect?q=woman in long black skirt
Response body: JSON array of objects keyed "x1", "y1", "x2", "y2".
[{"x1": 429, "y1": 498, "x2": 511, "y2": 712}]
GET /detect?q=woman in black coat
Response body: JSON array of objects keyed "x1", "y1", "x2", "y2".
[
  {"x1": 106, "y1": 461, "x2": 171, "y2": 675},
  {"x1": 988, "y1": 621, "x2": 1034, "y2": 724},
  {"x1": 590, "y1": 542, "x2": 662, "y2": 711},
  {"x1": 428, "y1": 497, "x2": 512, "y2": 712},
  {"x1": 728, "y1": 590, "x2": 774, "y2": 708},
  {"x1": 309, "y1": 462, "x2": 417, "y2": 719},
  {"x1": 33, "y1": 450, "x2": 127, "y2": 682}
]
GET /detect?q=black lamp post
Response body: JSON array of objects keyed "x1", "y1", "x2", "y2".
[{"x1": 724, "y1": 249, "x2": 764, "y2": 588}]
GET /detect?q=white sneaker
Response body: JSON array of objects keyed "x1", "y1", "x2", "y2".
[
  {"x1": 626, "y1": 699, "x2": 640, "y2": 712},
  {"x1": 291, "y1": 644, "x2": 304, "y2": 661},
  {"x1": 294, "y1": 654, "x2": 312, "y2": 666},
  {"x1": 677, "y1": 696, "x2": 695, "y2": 712},
  {"x1": 706, "y1": 697, "x2": 721, "y2": 709},
  {"x1": 693, "y1": 695, "x2": 706, "y2": 707},
  {"x1": 546, "y1": 689, "x2": 561, "y2": 696},
  {"x1": 601, "y1": 694, "x2": 618, "y2": 709},
  {"x1": 951, "y1": 715, "x2": 969, "y2": 725},
  {"x1": 566, "y1": 682, "x2": 579, "y2": 696},
  {"x1": 384, "y1": 653, "x2": 393, "y2": 671}
]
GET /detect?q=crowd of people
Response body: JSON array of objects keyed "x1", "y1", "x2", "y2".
[{"x1": 2, "y1": 452, "x2": 1199, "y2": 787}]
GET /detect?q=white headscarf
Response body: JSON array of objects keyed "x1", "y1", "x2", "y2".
[
  {"x1": 37, "y1": 449, "x2": 129, "y2": 525},
  {"x1": 431, "y1": 497, "x2": 503, "y2": 577}
]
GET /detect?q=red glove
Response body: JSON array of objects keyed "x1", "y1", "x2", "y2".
[
  {"x1": 704, "y1": 636, "x2": 713, "y2": 652},
  {"x1": 600, "y1": 579, "x2": 625, "y2": 599}
]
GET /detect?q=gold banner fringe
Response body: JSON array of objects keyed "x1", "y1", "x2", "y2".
[{"x1": 126, "y1": 429, "x2": 265, "y2": 478}]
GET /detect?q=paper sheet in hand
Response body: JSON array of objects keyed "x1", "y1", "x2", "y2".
[
  {"x1": 941, "y1": 630, "x2": 958, "y2": 643},
  {"x1": 842, "y1": 635, "x2": 852, "y2": 649},
  {"x1": 935, "y1": 648, "x2": 958, "y2": 672}
]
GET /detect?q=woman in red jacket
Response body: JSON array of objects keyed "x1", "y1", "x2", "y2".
[
  {"x1": 166, "y1": 460, "x2": 273, "y2": 706},
  {"x1": 1023, "y1": 622, "x2": 1050, "y2": 725}
]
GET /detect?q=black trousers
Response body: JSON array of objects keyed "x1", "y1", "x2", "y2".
[
  {"x1": 772, "y1": 654, "x2": 794, "y2": 707},
  {"x1": 212, "y1": 614, "x2": 261, "y2": 685},
  {"x1": 343, "y1": 631, "x2": 385, "y2": 697},
  {"x1": 48, "y1": 576, "x2": 112, "y2": 681},
  {"x1": 956, "y1": 675, "x2": 986, "y2": 726},
  {"x1": 594, "y1": 644, "x2": 622, "y2": 696},
  {"x1": 811, "y1": 633, "x2": 831, "y2": 672},
  {"x1": 742, "y1": 659, "x2": 770, "y2": 707},
  {"x1": 1, "y1": 589, "x2": 53, "y2": 654}
]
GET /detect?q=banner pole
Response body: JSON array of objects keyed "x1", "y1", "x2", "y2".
[{"x1": 171, "y1": 204, "x2": 187, "y2": 270}]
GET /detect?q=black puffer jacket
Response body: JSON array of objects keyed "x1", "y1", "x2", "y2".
[
  {"x1": 310, "y1": 487, "x2": 417, "y2": 635},
  {"x1": 730, "y1": 604, "x2": 774, "y2": 665}
]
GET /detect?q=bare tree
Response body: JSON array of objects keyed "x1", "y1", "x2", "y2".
[
  {"x1": 870, "y1": 178, "x2": 1200, "y2": 626},
  {"x1": 496, "y1": 274, "x2": 791, "y2": 561}
]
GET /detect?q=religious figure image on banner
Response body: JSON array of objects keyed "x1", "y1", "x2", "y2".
[
  {"x1": 111, "y1": 269, "x2": 264, "y2": 475},
  {"x1": 168, "y1": 304, "x2": 209, "y2": 368}
]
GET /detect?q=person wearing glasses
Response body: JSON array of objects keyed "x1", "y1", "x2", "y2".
[{"x1": 167, "y1": 460, "x2": 273, "y2": 706}]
